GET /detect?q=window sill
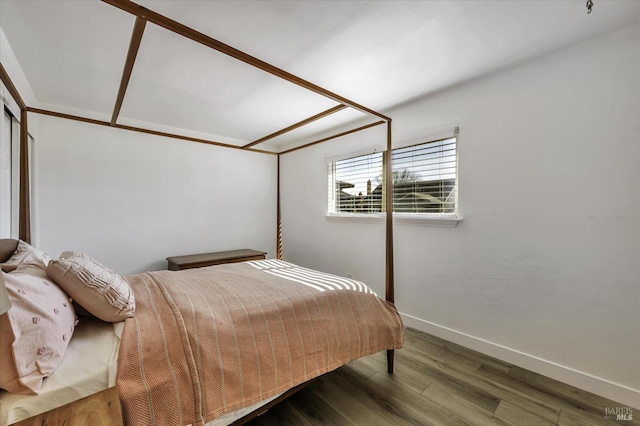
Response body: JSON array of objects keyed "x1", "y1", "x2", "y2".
[
  {"x1": 325, "y1": 213, "x2": 462, "y2": 227},
  {"x1": 394, "y1": 213, "x2": 462, "y2": 227},
  {"x1": 325, "y1": 213, "x2": 386, "y2": 223}
]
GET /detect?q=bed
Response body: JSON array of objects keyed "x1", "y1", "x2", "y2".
[
  {"x1": 0, "y1": 238, "x2": 403, "y2": 425},
  {"x1": 1, "y1": 3, "x2": 403, "y2": 424}
]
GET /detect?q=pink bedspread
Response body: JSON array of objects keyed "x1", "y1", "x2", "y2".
[{"x1": 117, "y1": 260, "x2": 403, "y2": 425}]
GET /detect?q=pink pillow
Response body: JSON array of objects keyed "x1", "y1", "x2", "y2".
[
  {"x1": 0, "y1": 268, "x2": 76, "y2": 394},
  {"x1": 0, "y1": 240, "x2": 50, "y2": 273},
  {"x1": 46, "y1": 251, "x2": 135, "y2": 323}
]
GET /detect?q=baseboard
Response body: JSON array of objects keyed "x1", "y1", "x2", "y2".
[{"x1": 399, "y1": 312, "x2": 640, "y2": 410}]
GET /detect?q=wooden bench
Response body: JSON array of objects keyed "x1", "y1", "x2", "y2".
[{"x1": 166, "y1": 249, "x2": 267, "y2": 271}]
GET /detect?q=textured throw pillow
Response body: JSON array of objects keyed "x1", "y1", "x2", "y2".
[
  {"x1": 46, "y1": 251, "x2": 135, "y2": 323},
  {"x1": 0, "y1": 269, "x2": 76, "y2": 394},
  {"x1": 0, "y1": 240, "x2": 50, "y2": 273}
]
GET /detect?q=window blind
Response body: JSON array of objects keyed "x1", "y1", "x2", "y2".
[
  {"x1": 327, "y1": 136, "x2": 457, "y2": 215},
  {"x1": 391, "y1": 137, "x2": 457, "y2": 213},
  {"x1": 328, "y1": 151, "x2": 383, "y2": 213}
]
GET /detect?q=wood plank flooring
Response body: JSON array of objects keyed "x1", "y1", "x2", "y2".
[{"x1": 246, "y1": 327, "x2": 638, "y2": 425}]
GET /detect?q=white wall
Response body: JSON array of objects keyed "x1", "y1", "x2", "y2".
[
  {"x1": 37, "y1": 116, "x2": 277, "y2": 274},
  {"x1": 0, "y1": 28, "x2": 38, "y2": 117},
  {"x1": 281, "y1": 23, "x2": 640, "y2": 407}
]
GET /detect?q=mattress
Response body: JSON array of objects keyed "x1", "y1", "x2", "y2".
[
  {"x1": 206, "y1": 393, "x2": 280, "y2": 426},
  {"x1": 0, "y1": 313, "x2": 280, "y2": 426},
  {"x1": 0, "y1": 317, "x2": 123, "y2": 425}
]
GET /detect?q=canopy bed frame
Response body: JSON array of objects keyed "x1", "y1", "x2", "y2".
[{"x1": 0, "y1": 0, "x2": 398, "y2": 422}]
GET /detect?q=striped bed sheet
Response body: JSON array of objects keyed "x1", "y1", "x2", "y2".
[{"x1": 118, "y1": 260, "x2": 403, "y2": 426}]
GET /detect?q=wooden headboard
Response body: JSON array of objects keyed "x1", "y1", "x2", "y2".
[{"x1": 0, "y1": 239, "x2": 19, "y2": 263}]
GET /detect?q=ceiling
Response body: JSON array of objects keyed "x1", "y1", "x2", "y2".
[{"x1": 1, "y1": 0, "x2": 639, "y2": 153}]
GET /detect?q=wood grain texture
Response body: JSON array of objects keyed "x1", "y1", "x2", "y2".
[
  {"x1": 100, "y1": 0, "x2": 390, "y2": 122},
  {"x1": 18, "y1": 109, "x2": 30, "y2": 244},
  {"x1": 0, "y1": 62, "x2": 26, "y2": 110},
  {"x1": 111, "y1": 16, "x2": 146, "y2": 126},
  {"x1": 246, "y1": 327, "x2": 638, "y2": 426},
  {"x1": 495, "y1": 400, "x2": 557, "y2": 426},
  {"x1": 278, "y1": 121, "x2": 385, "y2": 155},
  {"x1": 27, "y1": 107, "x2": 277, "y2": 155},
  {"x1": 166, "y1": 248, "x2": 267, "y2": 270},
  {"x1": 276, "y1": 155, "x2": 283, "y2": 260},
  {"x1": 384, "y1": 120, "x2": 394, "y2": 304},
  {"x1": 243, "y1": 104, "x2": 347, "y2": 149}
]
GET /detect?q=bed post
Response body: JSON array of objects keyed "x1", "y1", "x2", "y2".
[
  {"x1": 385, "y1": 120, "x2": 394, "y2": 374},
  {"x1": 276, "y1": 155, "x2": 283, "y2": 260},
  {"x1": 19, "y1": 109, "x2": 31, "y2": 244}
]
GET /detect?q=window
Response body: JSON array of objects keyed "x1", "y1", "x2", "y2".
[
  {"x1": 328, "y1": 151, "x2": 383, "y2": 214},
  {"x1": 391, "y1": 137, "x2": 457, "y2": 214},
  {"x1": 328, "y1": 135, "x2": 458, "y2": 218}
]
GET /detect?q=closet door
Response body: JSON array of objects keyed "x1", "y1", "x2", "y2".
[{"x1": 0, "y1": 109, "x2": 20, "y2": 239}]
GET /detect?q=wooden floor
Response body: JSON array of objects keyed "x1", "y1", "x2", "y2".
[{"x1": 246, "y1": 327, "x2": 638, "y2": 426}]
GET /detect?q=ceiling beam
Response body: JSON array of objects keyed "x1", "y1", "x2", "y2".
[
  {"x1": 111, "y1": 16, "x2": 147, "y2": 126},
  {"x1": 100, "y1": 0, "x2": 390, "y2": 122},
  {"x1": 279, "y1": 120, "x2": 385, "y2": 155},
  {"x1": 0, "y1": 62, "x2": 27, "y2": 110},
  {"x1": 28, "y1": 107, "x2": 277, "y2": 155},
  {"x1": 242, "y1": 104, "x2": 347, "y2": 149}
]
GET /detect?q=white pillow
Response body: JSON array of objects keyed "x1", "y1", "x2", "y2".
[
  {"x1": 0, "y1": 240, "x2": 50, "y2": 273},
  {"x1": 0, "y1": 269, "x2": 76, "y2": 394},
  {"x1": 46, "y1": 251, "x2": 135, "y2": 323}
]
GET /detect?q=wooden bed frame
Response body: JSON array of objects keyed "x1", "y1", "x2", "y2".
[{"x1": 0, "y1": 0, "x2": 398, "y2": 422}]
